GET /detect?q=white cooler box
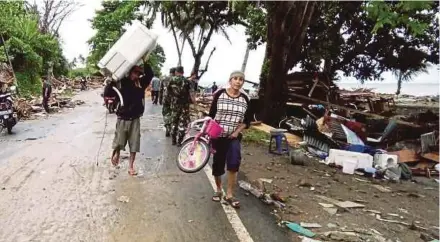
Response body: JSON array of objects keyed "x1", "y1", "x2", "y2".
[
  {"x1": 328, "y1": 149, "x2": 373, "y2": 170},
  {"x1": 98, "y1": 20, "x2": 158, "y2": 81}
]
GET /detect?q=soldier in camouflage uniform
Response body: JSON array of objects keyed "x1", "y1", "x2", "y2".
[
  {"x1": 159, "y1": 67, "x2": 175, "y2": 137},
  {"x1": 166, "y1": 66, "x2": 195, "y2": 146}
]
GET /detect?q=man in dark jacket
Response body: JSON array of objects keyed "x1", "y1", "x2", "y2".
[{"x1": 111, "y1": 64, "x2": 153, "y2": 176}]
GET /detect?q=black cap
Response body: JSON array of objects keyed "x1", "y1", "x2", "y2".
[
  {"x1": 129, "y1": 65, "x2": 144, "y2": 75},
  {"x1": 170, "y1": 67, "x2": 176, "y2": 74},
  {"x1": 175, "y1": 66, "x2": 184, "y2": 74}
]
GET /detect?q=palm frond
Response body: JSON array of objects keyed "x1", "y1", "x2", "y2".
[{"x1": 219, "y1": 26, "x2": 231, "y2": 44}]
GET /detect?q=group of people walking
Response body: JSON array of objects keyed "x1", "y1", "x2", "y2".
[{"x1": 109, "y1": 61, "x2": 252, "y2": 208}]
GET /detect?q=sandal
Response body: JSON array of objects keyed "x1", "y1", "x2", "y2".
[
  {"x1": 212, "y1": 191, "x2": 223, "y2": 202},
  {"x1": 128, "y1": 170, "x2": 138, "y2": 176},
  {"x1": 224, "y1": 197, "x2": 240, "y2": 209}
]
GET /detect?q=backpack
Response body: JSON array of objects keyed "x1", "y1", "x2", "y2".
[{"x1": 399, "y1": 163, "x2": 412, "y2": 180}]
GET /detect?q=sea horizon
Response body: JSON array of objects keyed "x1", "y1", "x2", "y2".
[{"x1": 336, "y1": 82, "x2": 439, "y2": 97}]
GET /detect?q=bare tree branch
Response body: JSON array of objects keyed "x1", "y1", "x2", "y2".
[
  {"x1": 198, "y1": 47, "x2": 216, "y2": 79},
  {"x1": 36, "y1": 0, "x2": 82, "y2": 36}
]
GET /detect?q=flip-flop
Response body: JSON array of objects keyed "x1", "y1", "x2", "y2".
[
  {"x1": 212, "y1": 191, "x2": 223, "y2": 202},
  {"x1": 128, "y1": 170, "x2": 138, "y2": 176}
]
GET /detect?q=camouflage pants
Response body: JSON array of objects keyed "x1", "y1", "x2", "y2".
[
  {"x1": 170, "y1": 106, "x2": 190, "y2": 140},
  {"x1": 162, "y1": 101, "x2": 172, "y2": 132}
]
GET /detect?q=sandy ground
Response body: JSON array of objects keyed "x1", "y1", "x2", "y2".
[
  {"x1": 240, "y1": 143, "x2": 439, "y2": 242},
  {"x1": 0, "y1": 89, "x2": 291, "y2": 242}
]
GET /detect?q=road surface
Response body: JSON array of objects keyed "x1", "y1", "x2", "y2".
[{"x1": 0, "y1": 90, "x2": 290, "y2": 242}]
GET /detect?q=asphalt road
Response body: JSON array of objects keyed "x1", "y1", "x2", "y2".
[{"x1": 0, "y1": 89, "x2": 290, "y2": 242}]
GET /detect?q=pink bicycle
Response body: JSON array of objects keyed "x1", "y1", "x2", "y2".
[{"x1": 177, "y1": 117, "x2": 223, "y2": 173}]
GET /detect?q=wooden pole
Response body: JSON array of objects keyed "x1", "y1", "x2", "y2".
[{"x1": 287, "y1": 92, "x2": 421, "y2": 128}]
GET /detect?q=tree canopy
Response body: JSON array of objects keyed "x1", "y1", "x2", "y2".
[
  {"x1": 239, "y1": 1, "x2": 438, "y2": 82},
  {"x1": 87, "y1": 0, "x2": 165, "y2": 77},
  {"x1": 227, "y1": 0, "x2": 438, "y2": 123},
  {"x1": 0, "y1": 0, "x2": 69, "y2": 97},
  {"x1": 144, "y1": 1, "x2": 244, "y2": 77}
]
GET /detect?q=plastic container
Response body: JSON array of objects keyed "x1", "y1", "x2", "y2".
[
  {"x1": 342, "y1": 159, "x2": 358, "y2": 174},
  {"x1": 205, "y1": 119, "x2": 223, "y2": 138},
  {"x1": 98, "y1": 20, "x2": 158, "y2": 81},
  {"x1": 328, "y1": 149, "x2": 373, "y2": 169},
  {"x1": 373, "y1": 154, "x2": 398, "y2": 169}
]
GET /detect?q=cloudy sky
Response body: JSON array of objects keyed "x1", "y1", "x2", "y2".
[{"x1": 58, "y1": 0, "x2": 439, "y2": 94}]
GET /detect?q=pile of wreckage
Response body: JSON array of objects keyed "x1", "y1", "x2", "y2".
[
  {"x1": 0, "y1": 63, "x2": 104, "y2": 119},
  {"x1": 194, "y1": 72, "x2": 439, "y2": 181},
  {"x1": 281, "y1": 113, "x2": 439, "y2": 180},
  {"x1": 276, "y1": 72, "x2": 439, "y2": 182},
  {"x1": 16, "y1": 76, "x2": 103, "y2": 119}
]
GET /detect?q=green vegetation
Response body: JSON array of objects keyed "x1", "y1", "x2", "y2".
[
  {"x1": 229, "y1": 1, "x2": 438, "y2": 122},
  {"x1": 87, "y1": 1, "x2": 165, "y2": 77},
  {"x1": 0, "y1": 1, "x2": 68, "y2": 96},
  {"x1": 0, "y1": 0, "x2": 69, "y2": 97},
  {"x1": 68, "y1": 67, "x2": 98, "y2": 79},
  {"x1": 242, "y1": 128, "x2": 270, "y2": 145}
]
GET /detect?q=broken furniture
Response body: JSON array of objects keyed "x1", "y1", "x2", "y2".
[
  {"x1": 269, "y1": 128, "x2": 290, "y2": 155},
  {"x1": 366, "y1": 120, "x2": 398, "y2": 148}
]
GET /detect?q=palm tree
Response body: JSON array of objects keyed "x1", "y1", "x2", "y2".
[
  {"x1": 156, "y1": 2, "x2": 233, "y2": 77},
  {"x1": 393, "y1": 64, "x2": 429, "y2": 96}
]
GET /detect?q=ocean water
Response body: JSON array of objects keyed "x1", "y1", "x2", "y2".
[{"x1": 337, "y1": 82, "x2": 440, "y2": 96}]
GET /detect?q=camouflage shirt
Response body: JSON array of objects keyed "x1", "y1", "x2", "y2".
[{"x1": 166, "y1": 75, "x2": 193, "y2": 108}]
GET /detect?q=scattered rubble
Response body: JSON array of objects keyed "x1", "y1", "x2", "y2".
[
  {"x1": 192, "y1": 72, "x2": 439, "y2": 241},
  {"x1": 117, "y1": 195, "x2": 130, "y2": 203},
  {"x1": 1, "y1": 63, "x2": 104, "y2": 120}
]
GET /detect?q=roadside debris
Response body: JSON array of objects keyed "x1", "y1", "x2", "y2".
[
  {"x1": 371, "y1": 184, "x2": 392, "y2": 193},
  {"x1": 117, "y1": 195, "x2": 130, "y2": 203},
  {"x1": 0, "y1": 65, "x2": 103, "y2": 120},
  {"x1": 191, "y1": 72, "x2": 439, "y2": 242},
  {"x1": 283, "y1": 221, "x2": 316, "y2": 238},
  {"x1": 300, "y1": 222, "x2": 322, "y2": 228}
]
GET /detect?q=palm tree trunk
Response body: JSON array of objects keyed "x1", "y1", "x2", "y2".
[
  {"x1": 396, "y1": 74, "x2": 402, "y2": 96},
  {"x1": 241, "y1": 43, "x2": 251, "y2": 72}
]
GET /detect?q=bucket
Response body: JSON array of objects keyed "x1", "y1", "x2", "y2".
[
  {"x1": 342, "y1": 159, "x2": 358, "y2": 174},
  {"x1": 206, "y1": 120, "x2": 223, "y2": 139},
  {"x1": 289, "y1": 149, "x2": 309, "y2": 165}
]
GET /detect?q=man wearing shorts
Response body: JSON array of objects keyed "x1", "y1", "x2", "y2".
[{"x1": 111, "y1": 64, "x2": 153, "y2": 176}]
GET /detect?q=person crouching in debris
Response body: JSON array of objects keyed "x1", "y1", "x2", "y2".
[
  {"x1": 42, "y1": 76, "x2": 52, "y2": 113},
  {"x1": 167, "y1": 66, "x2": 195, "y2": 146},
  {"x1": 159, "y1": 67, "x2": 175, "y2": 137},
  {"x1": 208, "y1": 70, "x2": 251, "y2": 209},
  {"x1": 111, "y1": 64, "x2": 153, "y2": 176}
]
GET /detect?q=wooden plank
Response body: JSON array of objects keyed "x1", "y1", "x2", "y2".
[
  {"x1": 389, "y1": 150, "x2": 419, "y2": 163},
  {"x1": 288, "y1": 93, "x2": 421, "y2": 128},
  {"x1": 286, "y1": 102, "x2": 304, "y2": 106},
  {"x1": 421, "y1": 152, "x2": 439, "y2": 163},
  {"x1": 251, "y1": 123, "x2": 302, "y2": 147}
]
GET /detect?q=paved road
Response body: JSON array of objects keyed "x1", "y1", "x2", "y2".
[{"x1": 0, "y1": 90, "x2": 290, "y2": 242}]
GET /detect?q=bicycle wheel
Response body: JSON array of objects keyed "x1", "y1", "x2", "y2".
[{"x1": 177, "y1": 137, "x2": 210, "y2": 173}]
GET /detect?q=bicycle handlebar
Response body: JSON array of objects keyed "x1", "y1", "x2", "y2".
[{"x1": 189, "y1": 116, "x2": 212, "y2": 128}]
